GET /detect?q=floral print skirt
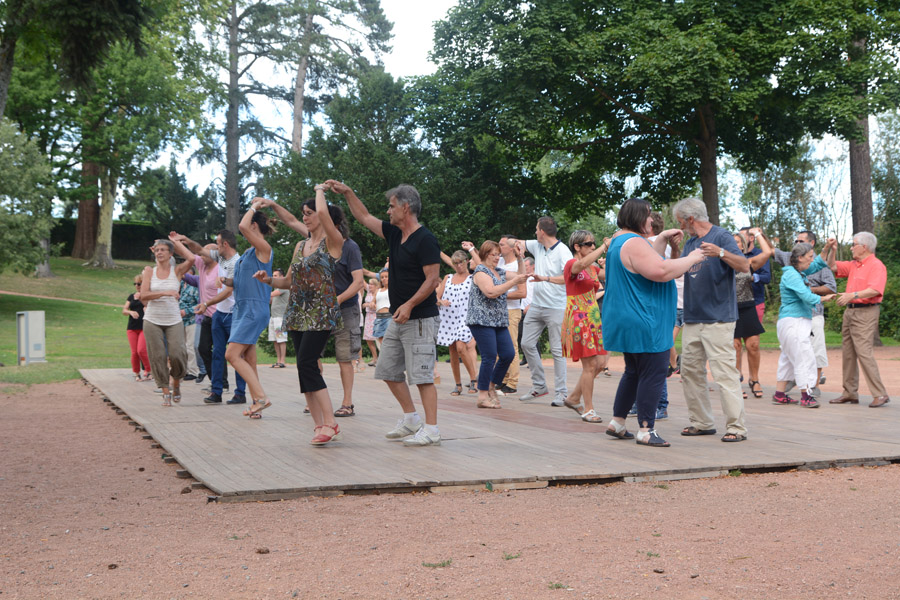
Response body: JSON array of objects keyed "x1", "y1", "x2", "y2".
[{"x1": 562, "y1": 292, "x2": 606, "y2": 361}]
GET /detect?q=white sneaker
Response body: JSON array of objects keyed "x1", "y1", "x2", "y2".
[
  {"x1": 385, "y1": 418, "x2": 423, "y2": 440},
  {"x1": 403, "y1": 427, "x2": 441, "y2": 446},
  {"x1": 550, "y1": 394, "x2": 567, "y2": 407}
]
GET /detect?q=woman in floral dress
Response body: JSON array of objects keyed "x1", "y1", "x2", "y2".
[
  {"x1": 436, "y1": 250, "x2": 479, "y2": 395},
  {"x1": 561, "y1": 230, "x2": 610, "y2": 423},
  {"x1": 254, "y1": 184, "x2": 345, "y2": 445}
]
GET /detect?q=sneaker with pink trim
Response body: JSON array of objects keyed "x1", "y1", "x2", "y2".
[{"x1": 772, "y1": 394, "x2": 798, "y2": 405}]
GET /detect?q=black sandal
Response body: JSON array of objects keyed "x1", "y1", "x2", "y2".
[
  {"x1": 681, "y1": 426, "x2": 717, "y2": 436},
  {"x1": 636, "y1": 430, "x2": 670, "y2": 447},
  {"x1": 721, "y1": 432, "x2": 747, "y2": 442},
  {"x1": 334, "y1": 404, "x2": 355, "y2": 417},
  {"x1": 450, "y1": 383, "x2": 463, "y2": 396},
  {"x1": 748, "y1": 380, "x2": 763, "y2": 398}
]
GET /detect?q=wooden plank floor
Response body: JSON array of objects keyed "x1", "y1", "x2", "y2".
[{"x1": 81, "y1": 361, "x2": 900, "y2": 501}]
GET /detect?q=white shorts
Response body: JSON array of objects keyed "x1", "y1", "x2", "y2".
[{"x1": 267, "y1": 317, "x2": 287, "y2": 343}]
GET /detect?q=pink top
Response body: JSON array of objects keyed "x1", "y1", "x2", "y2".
[
  {"x1": 834, "y1": 254, "x2": 887, "y2": 304},
  {"x1": 194, "y1": 255, "x2": 219, "y2": 317}
]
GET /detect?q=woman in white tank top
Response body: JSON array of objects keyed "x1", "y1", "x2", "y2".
[{"x1": 141, "y1": 239, "x2": 194, "y2": 406}]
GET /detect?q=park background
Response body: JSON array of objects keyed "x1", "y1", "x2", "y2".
[{"x1": 6, "y1": 0, "x2": 900, "y2": 380}]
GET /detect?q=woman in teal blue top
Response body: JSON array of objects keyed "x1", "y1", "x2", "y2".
[
  {"x1": 772, "y1": 243, "x2": 834, "y2": 408},
  {"x1": 602, "y1": 198, "x2": 705, "y2": 447},
  {"x1": 225, "y1": 200, "x2": 274, "y2": 418}
]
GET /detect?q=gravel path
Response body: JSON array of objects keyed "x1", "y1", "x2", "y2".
[{"x1": 2, "y1": 357, "x2": 899, "y2": 599}]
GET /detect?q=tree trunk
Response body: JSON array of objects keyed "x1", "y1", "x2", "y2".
[
  {"x1": 224, "y1": 1, "x2": 241, "y2": 232},
  {"x1": 849, "y1": 116, "x2": 874, "y2": 234},
  {"x1": 696, "y1": 105, "x2": 719, "y2": 225},
  {"x1": 86, "y1": 166, "x2": 117, "y2": 268},
  {"x1": 291, "y1": 14, "x2": 315, "y2": 154},
  {"x1": 34, "y1": 238, "x2": 55, "y2": 278},
  {"x1": 0, "y1": 34, "x2": 17, "y2": 119},
  {"x1": 71, "y1": 159, "x2": 100, "y2": 258}
]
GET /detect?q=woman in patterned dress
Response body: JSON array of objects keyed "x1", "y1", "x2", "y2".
[
  {"x1": 436, "y1": 250, "x2": 479, "y2": 395},
  {"x1": 560, "y1": 230, "x2": 610, "y2": 423},
  {"x1": 466, "y1": 241, "x2": 528, "y2": 408},
  {"x1": 362, "y1": 278, "x2": 380, "y2": 366},
  {"x1": 254, "y1": 184, "x2": 345, "y2": 445}
]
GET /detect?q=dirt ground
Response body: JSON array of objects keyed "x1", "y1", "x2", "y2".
[{"x1": 2, "y1": 348, "x2": 900, "y2": 599}]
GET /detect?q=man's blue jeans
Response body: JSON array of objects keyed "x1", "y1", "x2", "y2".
[{"x1": 211, "y1": 311, "x2": 245, "y2": 396}]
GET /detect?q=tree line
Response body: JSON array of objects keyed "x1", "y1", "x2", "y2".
[{"x1": 2, "y1": 0, "x2": 900, "y2": 276}]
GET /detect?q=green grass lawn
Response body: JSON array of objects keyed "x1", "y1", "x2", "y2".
[{"x1": 0, "y1": 256, "x2": 149, "y2": 305}]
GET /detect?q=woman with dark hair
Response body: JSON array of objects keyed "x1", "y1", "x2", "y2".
[
  {"x1": 771, "y1": 242, "x2": 832, "y2": 408},
  {"x1": 560, "y1": 229, "x2": 610, "y2": 423},
  {"x1": 224, "y1": 199, "x2": 275, "y2": 418},
  {"x1": 466, "y1": 240, "x2": 528, "y2": 408},
  {"x1": 123, "y1": 273, "x2": 151, "y2": 381},
  {"x1": 602, "y1": 198, "x2": 705, "y2": 446},
  {"x1": 254, "y1": 186, "x2": 344, "y2": 444},
  {"x1": 141, "y1": 238, "x2": 194, "y2": 405},
  {"x1": 436, "y1": 249, "x2": 479, "y2": 395}
]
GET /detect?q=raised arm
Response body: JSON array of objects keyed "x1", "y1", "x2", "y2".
[
  {"x1": 325, "y1": 179, "x2": 383, "y2": 238},
  {"x1": 171, "y1": 232, "x2": 211, "y2": 261},
  {"x1": 314, "y1": 184, "x2": 344, "y2": 259},
  {"x1": 747, "y1": 228, "x2": 774, "y2": 271},
  {"x1": 651, "y1": 230, "x2": 683, "y2": 258},
  {"x1": 168, "y1": 233, "x2": 196, "y2": 265},
  {"x1": 239, "y1": 199, "x2": 272, "y2": 265},
  {"x1": 822, "y1": 238, "x2": 838, "y2": 270},
  {"x1": 461, "y1": 241, "x2": 482, "y2": 266},
  {"x1": 571, "y1": 237, "x2": 611, "y2": 276},
  {"x1": 255, "y1": 196, "x2": 308, "y2": 237}
]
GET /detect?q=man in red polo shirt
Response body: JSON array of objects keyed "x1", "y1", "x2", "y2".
[{"x1": 822, "y1": 233, "x2": 889, "y2": 408}]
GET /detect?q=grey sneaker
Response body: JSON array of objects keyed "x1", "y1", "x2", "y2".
[
  {"x1": 819, "y1": 374, "x2": 826, "y2": 385},
  {"x1": 809, "y1": 386, "x2": 822, "y2": 397},
  {"x1": 519, "y1": 388, "x2": 548, "y2": 402},
  {"x1": 784, "y1": 380, "x2": 796, "y2": 393},
  {"x1": 385, "y1": 419, "x2": 423, "y2": 440},
  {"x1": 402, "y1": 427, "x2": 441, "y2": 446},
  {"x1": 550, "y1": 394, "x2": 567, "y2": 407}
]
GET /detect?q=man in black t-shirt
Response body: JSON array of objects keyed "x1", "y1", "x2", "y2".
[{"x1": 329, "y1": 179, "x2": 443, "y2": 446}]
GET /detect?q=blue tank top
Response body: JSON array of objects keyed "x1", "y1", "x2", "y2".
[
  {"x1": 233, "y1": 246, "x2": 273, "y2": 304},
  {"x1": 602, "y1": 233, "x2": 676, "y2": 353}
]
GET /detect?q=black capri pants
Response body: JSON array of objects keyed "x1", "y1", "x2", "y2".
[{"x1": 289, "y1": 330, "x2": 331, "y2": 393}]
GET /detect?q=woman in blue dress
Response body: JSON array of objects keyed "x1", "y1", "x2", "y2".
[{"x1": 225, "y1": 199, "x2": 275, "y2": 418}]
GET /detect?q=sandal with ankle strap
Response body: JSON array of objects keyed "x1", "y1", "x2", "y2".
[
  {"x1": 605, "y1": 420, "x2": 633, "y2": 439},
  {"x1": 748, "y1": 380, "x2": 763, "y2": 398},
  {"x1": 450, "y1": 383, "x2": 463, "y2": 396},
  {"x1": 161, "y1": 393, "x2": 172, "y2": 407},
  {"x1": 467, "y1": 380, "x2": 478, "y2": 394},
  {"x1": 310, "y1": 423, "x2": 342, "y2": 445}
]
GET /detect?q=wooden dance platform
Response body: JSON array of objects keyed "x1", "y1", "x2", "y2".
[{"x1": 81, "y1": 362, "x2": 900, "y2": 502}]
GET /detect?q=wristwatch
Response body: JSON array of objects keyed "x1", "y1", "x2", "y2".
[{"x1": 718, "y1": 248, "x2": 725, "y2": 259}]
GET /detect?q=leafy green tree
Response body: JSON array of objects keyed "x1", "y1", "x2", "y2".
[
  {"x1": 781, "y1": 1, "x2": 900, "y2": 234},
  {"x1": 75, "y1": 5, "x2": 212, "y2": 267},
  {"x1": 121, "y1": 157, "x2": 215, "y2": 240},
  {"x1": 259, "y1": 68, "x2": 549, "y2": 273},
  {"x1": 426, "y1": 0, "x2": 817, "y2": 225},
  {"x1": 0, "y1": 117, "x2": 54, "y2": 274},
  {"x1": 873, "y1": 110, "x2": 900, "y2": 264},
  {"x1": 199, "y1": 0, "x2": 392, "y2": 232},
  {"x1": 0, "y1": 0, "x2": 152, "y2": 118}
]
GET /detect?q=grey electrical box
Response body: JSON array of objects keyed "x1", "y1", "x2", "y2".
[{"x1": 17, "y1": 311, "x2": 47, "y2": 365}]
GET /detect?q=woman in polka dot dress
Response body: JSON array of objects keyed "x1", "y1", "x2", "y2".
[{"x1": 436, "y1": 250, "x2": 479, "y2": 395}]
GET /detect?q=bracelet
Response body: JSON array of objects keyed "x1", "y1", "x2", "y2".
[
  {"x1": 249, "y1": 207, "x2": 256, "y2": 213},
  {"x1": 314, "y1": 185, "x2": 325, "y2": 191}
]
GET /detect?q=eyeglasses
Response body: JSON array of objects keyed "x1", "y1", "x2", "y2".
[
  {"x1": 794, "y1": 239, "x2": 803, "y2": 244},
  {"x1": 134, "y1": 283, "x2": 141, "y2": 286}
]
